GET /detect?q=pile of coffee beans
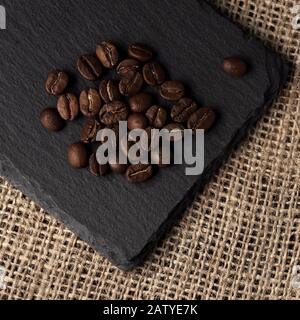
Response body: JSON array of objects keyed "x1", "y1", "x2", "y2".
[{"x1": 40, "y1": 41, "x2": 248, "y2": 183}]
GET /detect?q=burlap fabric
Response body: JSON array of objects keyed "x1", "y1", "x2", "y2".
[{"x1": 0, "y1": 0, "x2": 299, "y2": 300}]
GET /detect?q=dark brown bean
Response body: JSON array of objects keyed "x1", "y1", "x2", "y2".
[
  {"x1": 99, "y1": 79, "x2": 121, "y2": 103},
  {"x1": 146, "y1": 105, "x2": 168, "y2": 129},
  {"x1": 171, "y1": 98, "x2": 198, "y2": 123},
  {"x1": 126, "y1": 164, "x2": 154, "y2": 183},
  {"x1": 80, "y1": 89, "x2": 102, "y2": 117},
  {"x1": 159, "y1": 81, "x2": 185, "y2": 101},
  {"x1": 109, "y1": 155, "x2": 128, "y2": 174},
  {"x1": 68, "y1": 143, "x2": 89, "y2": 169},
  {"x1": 96, "y1": 41, "x2": 119, "y2": 69},
  {"x1": 39, "y1": 108, "x2": 65, "y2": 132},
  {"x1": 128, "y1": 43, "x2": 153, "y2": 62},
  {"x1": 81, "y1": 118, "x2": 101, "y2": 144},
  {"x1": 99, "y1": 101, "x2": 129, "y2": 126},
  {"x1": 128, "y1": 113, "x2": 148, "y2": 130},
  {"x1": 45, "y1": 70, "x2": 69, "y2": 96},
  {"x1": 119, "y1": 72, "x2": 144, "y2": 96},
  {"x1": 57, "y1": 93, "x2": 79, "y2": 121},
  {"x1": 117, "y1": 59, "x2": 140, "y2": 78},
  {"x1": 187, "y1": 108, "x2": 216, "y2": 132},
  {"x1": 143, "y1": 62, "x2": 165, "y2": 86},
  {"x1": 223, "y1": 57, "x2": 248, "y2": 77},
  {"x1": 89, "y1": 153, "x2": 110, "y2": 176},
  {"x1": 129, "y1": 93, "x2": 152, "y2": 113},
  {"x1": 77, "y1": 55, "x2": 103, "y2": 81}
]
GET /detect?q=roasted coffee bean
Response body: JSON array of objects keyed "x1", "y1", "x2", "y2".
[
  {"x1": 89, "y1": 153, "x2": 110, "y2": 176},
  {"x1": 110, "y1": 163, "x2": 128, "y2": 174},
  {"x1": 129, "y1": 93, "x2": 152, "y2": 113},
  {"x1": 160, "y1": 81, "x2": 185, "y2": 101},
  {"x1": 96, "y1": 41, "x2": 119, "y2": 69},
  {"x1": 80, "y1": 89, "x2": 102, "y2": 117},
  {"x1": 99, "y1": 79, "x2": 121, "y2": 103},
  {"x1": 143, "y1": 62, "x2": 165, "y2": 86},
  {"x1": 146, "y1": 105, "x2": 167, "y2": 129},
  {"x1": 119, "y1": 72, "x2": 144, "y2": 96},
  {"x1": 39, "y1": 108, "x2": 65, "y2": 132},
  {"x1": 109, "y1": 155, "x2": 128, "y2": 174},
  {"x1": 128, "y1": 113, "x2": 148, "y2": 130},
  {"x1": 45, "y1": 70, "x2": 69, "y2": 96},
  {"x1": 171, "y1": 98, "x2": 198, "y2": 123},
  {"x1": 187, "y1": 108, "x2": 216, "y2": 132},
  {"x1": 68, "y1": 142, "x2": 89, "y2": 169},
  {"x1": 126, "y1": 164, "x2": 154, "y2": 183},
  {"x1": 99, "y1": 101, "x2": 129, "y2": 126},
  {"x1": 223, "y1": 57, "x2": 248, "y2": 77},
  {"x1": 163, "y1": 123, "x2": 185, "y2": 142},
  {"x1": 81, "y1": 118, "x2": 101, "y2": 144},
  {"x1": 128, "y1": 43, "x2": 153, "y2": 62},
  {"x1": 57, "y1": 93, "x2": 79, "y2": 121},
  {"x1": 117, "y1": 59, "x2": 140, "y2": 78},
  {"x1": 77, "y1": 55, "x2": 103, "y2": 81}
]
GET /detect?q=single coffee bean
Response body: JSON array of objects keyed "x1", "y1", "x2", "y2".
[
  {"x1": 89, "y1": 153, "x2": 110, "y2": 177},
  {"x1": 68, "y1": 142, "x2": 89, "y2": 169},
  {"x1": 128, "y1": 113, "x2": 148, "y2": 130},
  {"x1": 163, "y1": 123, "x2": 185, "y2": 142},
  {"x1": 99, "y1": 79, "x2": 121, "y2": 103},
  {"x1": 126, "y1": 164, "x2": 154, "y2": 183},
  {"x1": 96, "y1": 41, "x2": 119, "y2": 69},
  {"x1": 117, "y1": 59, "x2": 140, "y2": 78},
  {"x1": 39, "y1": 108, "x2": 65, "y2": 132},
  {"x1": 143, "y1": 62, "x2": 165, "y2": 86},
  {"x1": 187, "y1": 108, "x2": 216, "y2": 132},
  {"x1": 80, "y1": 89, "x2": 102, "y2": 117},
  {"x1": 57, "y1": 93, "x2": 79, "y2": 121},
  {"x1": 223, "y1": 57, "x2": 248, "y2": 77},
  {"x1": 146, "y1": 105, "x2": 168, "y2": 129},
  {"x1": 77, "y1": 55, "x2": 103, "y2": 81},
  {"x1": 45, "y1": 70, "x2": 69, "y2": 96},
  {"x1": 160, "y1": 81, "x2": 185, "y2": 101},
  {"x1": 171, "y1": 98, "x2": 198, "y2": 123},
  {"x1": 109, "y1": 155, "x2": 128, "y2": 174},
  {"x1": 81, "y1": 118, "x2": 101, "y2": 144},
  {"x1": 99, "y1": 101, "x2": 129, "y2": 126},
  {"x1": 129, "y1": 92, "x2": 152, "y2": 113},
  {"x1": 110, "y1": 163, "x2": 128, "y2": 174},
  {"x1": 119, "y1": 72, "x2": 144, "y2": 96},
  {"x1": 128, "y1": 43, "x2": 153, "y2": 62}
]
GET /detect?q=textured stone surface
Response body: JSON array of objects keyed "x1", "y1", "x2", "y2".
[{"x1": 0, "y1": 0, "x2": 287, "y2": 269}]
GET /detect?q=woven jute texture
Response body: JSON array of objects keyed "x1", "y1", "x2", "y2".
[{"x1": 0, "y1": 0, "x2": 299, "y2": 300}]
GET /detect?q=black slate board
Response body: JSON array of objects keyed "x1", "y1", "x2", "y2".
[{"x1": 0, "y1": 0, "x2": 288, "y2": 270}]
